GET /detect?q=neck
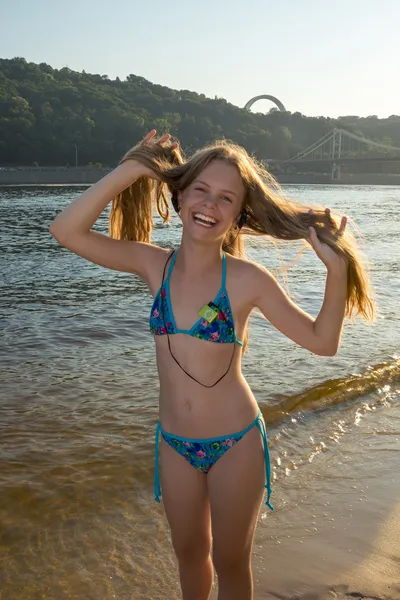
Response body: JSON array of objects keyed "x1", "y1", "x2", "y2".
[{"x1": 176, "y1": 235, "x2": 223, "y2": 276}]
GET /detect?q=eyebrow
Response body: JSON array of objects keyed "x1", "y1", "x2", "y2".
[{"x1": 194, "y1": 179, "x2": 238, "y2": 198}]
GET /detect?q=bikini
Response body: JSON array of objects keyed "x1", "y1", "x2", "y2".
[{"x1": 149, "y1": 250, "x2": 274, "y2": 510}]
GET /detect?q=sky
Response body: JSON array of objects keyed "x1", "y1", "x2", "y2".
[{"x1": 1, "y1": 0, "x2": 399, "y2": 118}]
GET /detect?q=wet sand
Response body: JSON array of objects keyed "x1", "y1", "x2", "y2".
[
  {"x1": 261, "y1": 504, "x2": 400, "y2": 599},
  {"x1": 333, "y1": 504, "x2": 400, "y2": 600},
  {"x1": 209, "y1": 395, "x2": 400, "y2": 600},
  {"x1": 249, "y1": 457, "x2": 400, "y2": 599}
]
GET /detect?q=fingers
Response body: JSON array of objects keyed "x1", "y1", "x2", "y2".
[
  {"x1": 337, "y1": 215, "x2": 347, "y2": 236},
  {"x1": 158, "y1": 133, "x2": 171, "y2": 145},
  {"x1": 158, "y1": 135, "x2": 179, "y2": 151},
  {"x1": 307, "y1": 211, "x2": 318, "y2": 241},
  {"x1": 143, "y1": 130, "x2": 168, "y2": 145},
  {"x1": 308, "y1": 225, "x2": 319, "y2": 244},
  {"x1": 308, "y1": 207, "x2": 347, "y2": 237},
  {"x1": 143, "y1": 129, "x2": 157, "y2": 143},
  {"x1": 143, "y1": 130, "x2": 179, "y2": 150}
]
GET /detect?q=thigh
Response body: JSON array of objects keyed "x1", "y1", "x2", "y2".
[
  {"x1": 160, "y1": 438, "x2": 212, "y2": 558},
  {"x1": 207, "y1": 426, "x2": 265, "y2": 563}
]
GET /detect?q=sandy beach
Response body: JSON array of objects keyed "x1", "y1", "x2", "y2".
[
  {"x1": 245, "y1": 427, "x2": 400, "y2": 600},
  {"x1": 334, "y1": 504, "x2": 400, "y2": 600},
  {"x1": 265, "y1": 504, "x2": 400, "y2": 600}
]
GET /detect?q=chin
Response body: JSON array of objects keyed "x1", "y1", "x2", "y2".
[{"x1": 184, "y1": 224, "x2": 225, "y2": 245}]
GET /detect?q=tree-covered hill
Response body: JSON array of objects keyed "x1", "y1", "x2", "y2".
[{"x1": 0, "y1": 57, "x2": 399, "y2": 167}]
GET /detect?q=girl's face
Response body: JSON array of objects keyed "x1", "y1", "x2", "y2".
[{"x1": 178, "y1": 160, "x2": 245, "y2": 243}]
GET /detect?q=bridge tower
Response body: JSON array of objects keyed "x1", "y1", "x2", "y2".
[{"x1": 331, "y1": 128, "x2": 342, "y2": 181}]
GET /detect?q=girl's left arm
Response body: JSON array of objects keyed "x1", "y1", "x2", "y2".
[
  {"x1": 250, "y1": 209, "x2": 349, "y2": 356},
  {"x1": 250, "y1": 262, "x2": 347, "y2": 356}
]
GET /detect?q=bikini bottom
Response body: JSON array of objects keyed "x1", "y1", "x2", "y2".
[{"x1": 153, "y1": 408, "x2": 273, "y2": 510}]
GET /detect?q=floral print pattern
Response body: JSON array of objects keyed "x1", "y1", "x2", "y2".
[
  {"x1": 161, "y1": 432, "x2": 245, "y2": 473},
  {"x1": 149, "y1": 281, "x2": 175, "y2": 336},
  {"x1": 149, "y1": 250, "x2": 240, "y2": 344}
]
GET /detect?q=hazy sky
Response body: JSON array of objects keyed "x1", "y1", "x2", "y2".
[{"x1": 1, "y1": 0, "x2": 398, "y2": 118}]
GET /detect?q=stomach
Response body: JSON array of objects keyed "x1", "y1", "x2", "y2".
[{"x1": 154, "y1": 335, "x2": 259, "y2": 437}]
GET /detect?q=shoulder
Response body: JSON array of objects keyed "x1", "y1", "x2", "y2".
[
  {"x1": 225, "y1": 253, "x2": 277, "y2": 305},
  {"x1": 225, "y1": 252, "x2": 273, "y2": 284}
]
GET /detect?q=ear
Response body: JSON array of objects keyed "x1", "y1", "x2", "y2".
[{"x1": 237, "y1": 209, "x2": 247, "y2": 229}]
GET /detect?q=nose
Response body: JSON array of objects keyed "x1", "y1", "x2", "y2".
[{"x1": 202, "y1": 190, "x2": 218, "y2": 209}]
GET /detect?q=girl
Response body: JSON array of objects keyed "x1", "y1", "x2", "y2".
[{"x1": 49, "y1": 130, "x2": 374, "y2": 600}]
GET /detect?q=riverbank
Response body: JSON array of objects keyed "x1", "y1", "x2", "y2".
[
  {"x1": 0, "y1": 166, "x2": 111, "y2": 185},
  {"x1": 244, "y1": 421, "x2": 400, "y2": 599},
  {"x1": 1, "y1": 166, "x2": 400, "y2": 186},
  {"x1": 278, "y1": 172, "x2": 400, "y2": 185},
  {"x1": 258, "y1": 502, "x2": 400, "y2": 600},
  {"x1": 337, "y1": 503, "x2": 400, "y2": 600}
]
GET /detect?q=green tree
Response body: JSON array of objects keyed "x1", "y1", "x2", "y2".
[{"x1": 0, "y1": 57, "x2": 399, "y2": 169}]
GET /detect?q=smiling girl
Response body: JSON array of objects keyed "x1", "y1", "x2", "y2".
[{"x1": 49, "y1": 130, "x2": 374, "y2": 600}]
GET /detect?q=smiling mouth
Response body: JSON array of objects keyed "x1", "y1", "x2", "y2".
[{"x1": 192, "y1": 212, "x2": 218, "y2": 228}]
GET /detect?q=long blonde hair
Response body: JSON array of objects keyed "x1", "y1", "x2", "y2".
[{"x1": 110, "y1": 136, "x2": 375, "y2": 332}]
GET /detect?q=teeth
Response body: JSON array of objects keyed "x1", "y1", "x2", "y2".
[{"x1": 193, "y1": 213, "x2": 217, "y2": 225}]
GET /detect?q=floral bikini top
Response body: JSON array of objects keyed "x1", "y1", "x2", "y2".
[{"x1": 149, "y1": 250, "x2": 244, "y2": 346}]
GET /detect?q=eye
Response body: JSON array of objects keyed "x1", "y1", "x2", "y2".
[
  {"x1": 222, "y1": 196, "x2": 233, "y2": 203},
  {"x1": 195, "y1": 187, "x2": 206, "y2": 193}
]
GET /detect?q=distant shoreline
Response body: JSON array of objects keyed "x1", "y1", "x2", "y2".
[{"x1": 1, "y1": 167, "x2": 400, "y2": 187}]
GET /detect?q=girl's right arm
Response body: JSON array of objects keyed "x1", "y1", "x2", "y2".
[{"x1": 49, "y1": 160, "x2": 166, "y2": 282}]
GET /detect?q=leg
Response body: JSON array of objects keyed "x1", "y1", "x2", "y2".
[
  {"x1": 160, "y1": 437, "x2": 214, "y2": 600},
  {"x1": 207, "y1": 426, "x2": 265, "y2": 600}
]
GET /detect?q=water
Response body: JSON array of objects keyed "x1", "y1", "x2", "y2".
[{"x1": 0, "y1": 184, "x2": 399, "y2": 599}]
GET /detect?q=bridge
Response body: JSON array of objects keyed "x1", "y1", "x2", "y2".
[
  {"x1": 244, "y1": 94, "x2": 286, "y2": 112},
  {"x1": 278, "y1": 128, "x2": 400, "y2": 180},
  {"x1": 243, "y1": 96, "x2": 400, "y2": 181}
]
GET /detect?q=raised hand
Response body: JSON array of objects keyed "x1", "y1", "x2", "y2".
[
  {"x1": 143, "y1": 129, "x2": 179, "y2": 150},
  {"x1": 131, "y1": 130, "x2": 180, "y2": 180},
  {"x1": 308, "y1": 208, "x2": 348, "y2": 271}
]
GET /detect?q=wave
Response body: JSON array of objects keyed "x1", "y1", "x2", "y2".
[{"x1": 264, "y1": 356, "x2": 400, "y2": 422}]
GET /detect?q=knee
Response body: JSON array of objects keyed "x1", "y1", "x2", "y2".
[
  {"x1": 213, "y1": 548, "x2": 251, "y2": 578},
  {"x1": 172, "y1": 533, "x2": 212, "y2": 565}
]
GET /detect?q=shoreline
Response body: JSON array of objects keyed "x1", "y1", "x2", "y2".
[
  {"x1": 1, "y1": 181, "x2": 400, "y2": 189},
  {"x1": 244, "y1": 412, "x2": 400, "y2": 600},
  {"x1": 333, "y1": 502, "x2": 400, "y2": 599},
  {"x1": 258, "y1": 502, "x2": 400, "y2": 600},
  {"x1": 1, "y1": 169, "x2": 400, "y2": 187}
]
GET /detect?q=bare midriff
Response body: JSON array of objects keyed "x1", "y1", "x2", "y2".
[{"x1": 155, "y1": 333, "x2": 259, "y2": 438}]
